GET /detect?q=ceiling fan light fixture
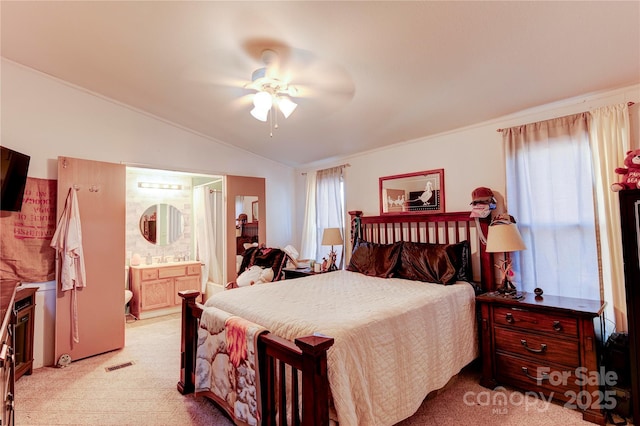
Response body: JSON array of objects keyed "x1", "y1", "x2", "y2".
[
  {"x1": 253, "y1": 91, "x2": 273, "y2": 110},
  {"x1": 250, "y1": 106, "x2": 269, "y2": 122},
  {"x1": 246, "y1": 50, "x2": 299, "y2": 134},
  {"x1": 278, "y1": 96, "x2": 297, "y2": 118}
]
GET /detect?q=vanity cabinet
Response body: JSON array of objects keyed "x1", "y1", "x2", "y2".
[{"x1": 129, "y1": 262, "x2": 201, "y2": 319}]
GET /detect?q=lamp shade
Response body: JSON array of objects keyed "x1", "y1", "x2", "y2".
[
  {"x1": 253, "y1": 91, "x2": 273, "y2": 110},
  {"x1": 250, "y1": 106, "x2": 269, "y2": 122},
  {"x1": 321, "y1": 228, "x2": 343, "y2": 246},
  {"x1": 486, "y1": 223, "x2": 526, "y2": 253},
  {"x1": 278, "y1": 96, "x2": 297, "y2": 118}
]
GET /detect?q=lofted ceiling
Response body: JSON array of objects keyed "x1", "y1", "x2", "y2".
[{"x1": 2, "y1": 1, "x2": 639, "y2": 167}]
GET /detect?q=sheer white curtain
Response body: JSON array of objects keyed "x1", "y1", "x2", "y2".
[
  {"x1": 503, "y1": 113, "x2": 600, "y2": 300},
  {"x1": 299, "y1": 172, "x2": 317, "y2": 260},
  {"x1": 589, "y1": 103, "x2": 631, "y2": 331},
  {"x1": 300, "y1": 166, "x2": 345, "y2": 265},
  {"x1": 194, "y1": 186, "x2": 224, "y2": 293},
  {"x1": 315, "y1": 166, "x2": 345, "y2": 266}
]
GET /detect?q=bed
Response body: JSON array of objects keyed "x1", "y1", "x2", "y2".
[{"x1": 178, "y1": 210, "x2": 495, "y2": 426}]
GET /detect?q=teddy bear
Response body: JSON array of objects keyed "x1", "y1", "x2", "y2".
[
  {"x1": 236, "y1": 265, "x2": 274, "y2": 287},
  {"x1": 612, "y1": 149, "x2": 640, "y2": 192}
]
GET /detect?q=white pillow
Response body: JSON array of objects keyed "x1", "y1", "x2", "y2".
[{"x1": 236, "y1": 265, "x2": 264, "y2": 287}]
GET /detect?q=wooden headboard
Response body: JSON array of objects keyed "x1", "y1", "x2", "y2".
[{"x1": 348, "y1": 210, "x2": 495, "y2": 292}]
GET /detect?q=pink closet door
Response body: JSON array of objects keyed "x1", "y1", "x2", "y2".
[{"x1": 54, "y1": 156, "x2": 125, "y2": 364}]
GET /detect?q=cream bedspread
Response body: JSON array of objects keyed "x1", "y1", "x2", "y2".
[{"x1": 203, "y1": 270, "x2": 478, "y2": 426}]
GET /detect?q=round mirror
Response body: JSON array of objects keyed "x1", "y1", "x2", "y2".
[{"x1": 139, "y1": 204, "x2": 184, "y2": 245}]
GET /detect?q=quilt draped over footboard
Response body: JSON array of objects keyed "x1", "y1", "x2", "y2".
[{"x1": 195, "y1": 306, "x2": 267, "y2": 426}]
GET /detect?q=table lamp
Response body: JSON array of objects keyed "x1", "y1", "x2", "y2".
[
  {"x1": 486, "y1": 218, "x2": 526, "y2": 297},
  {"x1": 321, "y1": 228, "x2": 343, "y2": 271}
]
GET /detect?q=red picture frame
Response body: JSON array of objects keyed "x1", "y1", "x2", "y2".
[{"x1": 379, "y1": 169, "x2": 445, "y2": 215}]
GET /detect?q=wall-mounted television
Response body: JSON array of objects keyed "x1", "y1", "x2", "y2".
[{"x1": 1, "y1": 146, "x2": 31, "y2": 212}]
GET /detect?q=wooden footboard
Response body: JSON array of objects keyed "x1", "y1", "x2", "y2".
[{"x1": 177, "y1": 290, "x2": 335, "y2": 426}]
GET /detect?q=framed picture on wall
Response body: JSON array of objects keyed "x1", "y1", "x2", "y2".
[
  {"x1": 382, "y1": 188, "x2": 407, "y2": 213},
  {"x1": 379, "y1": 169, "x2": 445, "y2": 215}
]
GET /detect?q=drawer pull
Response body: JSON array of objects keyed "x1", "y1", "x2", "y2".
[
  {"x1": 520, "y1": 339, "x2": 547, "y2": 353},
  {"x1": 521, "y1": 367, "x2": 548, "y2": 383},
  {"x1": 552, "y1": 321, "x2": 563, "y2": 332},
  {"x1": 505, "y1": 312, "x2": 539, "y2": 326}
]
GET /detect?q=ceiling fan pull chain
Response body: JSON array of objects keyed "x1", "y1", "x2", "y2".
[
  {"x1": 269, "y1": 107, "x2": 274, "y2": 138},
  {"x1": 274, "y1": 102, "x2": 279, "y2": 130}
]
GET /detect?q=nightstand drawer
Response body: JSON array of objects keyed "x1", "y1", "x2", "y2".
[
  {"x1": 495, "y1": 352, "x2": 580, "y2": 399},
  {"x1": 494, "y1": 306, "x2": 578, "y2": 337},
  {"x1": 495, "y1": 327, "x2": 579, "y2": 366}
]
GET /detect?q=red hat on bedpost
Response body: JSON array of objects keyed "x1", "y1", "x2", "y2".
[
  {"x1": 470, "y1": 187, "x2": 495, "y2": 205},
  {"x1": 470, "y1": 187, "x2": 496, "y2": 218}
]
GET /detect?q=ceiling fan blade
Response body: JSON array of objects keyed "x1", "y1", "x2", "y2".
[{"x1": 229, "y1": 93, "x2": 255, "y2": 112}]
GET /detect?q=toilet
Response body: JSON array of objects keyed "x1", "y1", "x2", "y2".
[
  {"x1": 124, "y1": 266, "x2": 133, "y2": 306},
  {"x1": 125, "y1": 289, "x2": 133, "y2": 305}
]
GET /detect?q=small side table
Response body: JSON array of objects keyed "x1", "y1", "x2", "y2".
[
  {"x1": 477, "y1": 292, "x2": 606, "y2": 425},
  {"x1": 283, "y1": 268, "x2": 326, "y2": 280}
]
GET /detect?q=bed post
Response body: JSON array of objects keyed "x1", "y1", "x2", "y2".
[
  {"x1": 477, "y1": 218, "x2": 495, "y2": 292},
  {"x1": 348, "y1": 210, "x2": 363, "y2": 243},
  {"x1": 296, "y1": 335, "x2": 335, "y2": 426},
  {"x1": 177, "y1": 290, "x2": 201, "y2": 395}
]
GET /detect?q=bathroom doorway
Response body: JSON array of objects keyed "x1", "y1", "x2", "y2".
[{"x1": 125, "y1": 167, "x2": 224, "y2": 315}]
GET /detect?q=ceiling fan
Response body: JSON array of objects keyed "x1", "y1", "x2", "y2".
[
  {"x1": 244, "y1": 49, "x2": 299, "y2": 132},
  {"x1": 183, "y1": 38, "x2": 356, "y2": 135}
]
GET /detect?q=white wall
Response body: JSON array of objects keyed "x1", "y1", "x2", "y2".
[
  {"x1": 1, "y1": 59, "x2": 296, "y2": 250},
  {"x1": 2, "y1": 59, "x2": 296, "y2": 367},
  {"x1": 294, "y1": 84, "x2": 640, "y2": 248}
]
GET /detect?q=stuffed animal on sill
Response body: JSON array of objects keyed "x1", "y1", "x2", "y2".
[{"x1": 612, "y1": 149, "x2": 640, "y2": 192}]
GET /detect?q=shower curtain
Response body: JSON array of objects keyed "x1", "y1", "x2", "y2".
[{"x1": 194, "y1": 186, "x2": 224, "y2": 293}]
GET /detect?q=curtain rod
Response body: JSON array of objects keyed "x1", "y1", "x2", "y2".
[
  {"x1": 301, "y1": 163, "x2": 351, "y2": 176},
  {"x1": 496, "y1": 101, "x2": 636, "y2": 132}
]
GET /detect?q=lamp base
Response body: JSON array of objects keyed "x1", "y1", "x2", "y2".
[
  {"x1": 494, "y1": 279, "x2": 525, "y2": 300},
  {"x1": 492, "y1": 291, "x2": 526, "y2": 300},
  {"x1": 497, "y1": 278, "x2": 517, "y2": 294},
  {"x1": 326, "y1": 248, "x2": 339, "y2": 272}
]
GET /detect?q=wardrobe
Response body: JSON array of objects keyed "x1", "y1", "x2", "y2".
[{"x1": 619, "y1": 189, "x2": 640, "y2": 422}]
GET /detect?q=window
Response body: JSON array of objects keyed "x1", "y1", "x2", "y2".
[
  {"x1": 301, "y1": 166, "x2": 346, "y2": 265},
  {"x1": 503, "y1": 113, "x2": 600, "y2": 300}
]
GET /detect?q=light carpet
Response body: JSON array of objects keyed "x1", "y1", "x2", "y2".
[{"x1": 16, "y1": 313, "x2": 603, "y2": 425}]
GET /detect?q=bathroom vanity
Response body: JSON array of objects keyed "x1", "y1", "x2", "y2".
[{"x1": 129, "y1": 261, "x2": 202, "y2": 319}]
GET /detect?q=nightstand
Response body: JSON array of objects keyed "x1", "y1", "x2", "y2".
[
  {"x1": 283, "y1": 268, "x2": 322, "y2": 279},
  {"x1": 477, "y1": 292, "x2": 606, "y2": 425}
]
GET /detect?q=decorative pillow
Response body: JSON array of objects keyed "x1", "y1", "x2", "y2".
[
  {"x1": 347, "y1": 240, "x2": 402, "y2": 278},
  {"x1": 395, "y1": 241, "x2": 457, "y2": 285},
  {"x1": 445, "y1": 240, "x2": 473, "y2": 282}
]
